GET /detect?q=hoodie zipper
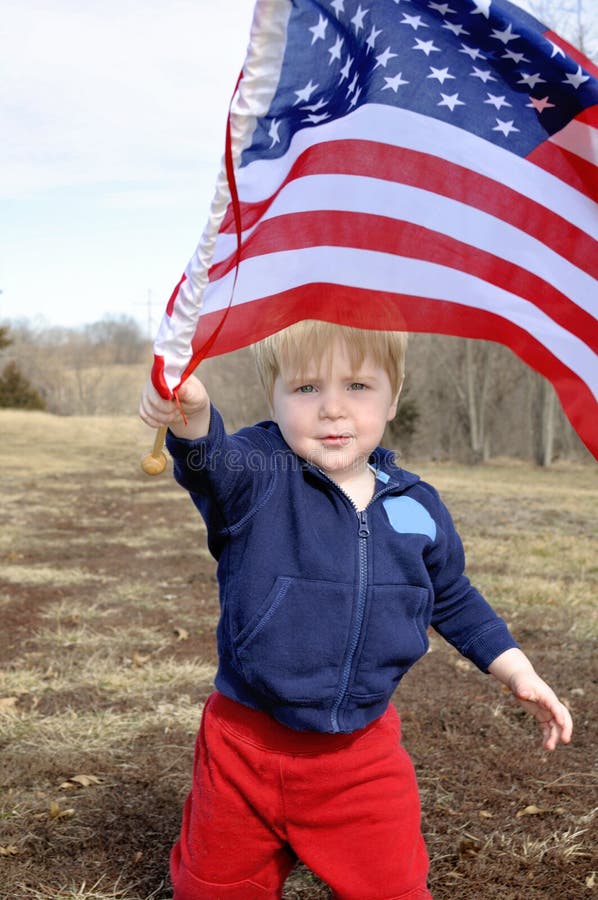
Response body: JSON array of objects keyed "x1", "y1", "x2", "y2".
[
  {"x1": 315, "y1": 472, "x2": 399, "y2": 733},
  {"x1": 330, "y1": 506, "x2": 370, "y2": 732}
]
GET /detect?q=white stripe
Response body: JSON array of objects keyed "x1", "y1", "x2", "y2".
[
  {"x1": 210, "y1": 173, "x2": 596, "y2": 318},
  {"x1": 234, "y1": 104, "x2": 598, "y2": 240},
  {"x1": 549, "y1": 119, "x2": 598, "y2": 166},
  {"x1": 201, "y1": 246, "x2": 598, "y2": 398}
]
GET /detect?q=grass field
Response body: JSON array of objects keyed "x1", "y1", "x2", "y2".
[{"x1": 0, "y1": 410, "x2": 596, "y2": 899}]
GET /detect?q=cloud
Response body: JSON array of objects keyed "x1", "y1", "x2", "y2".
[{"x1": 0, "y1": 0, "x2": 254, "y2": 196}]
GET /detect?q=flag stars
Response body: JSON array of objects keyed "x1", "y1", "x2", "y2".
[
  {"x1": 517, "y1": 71, "x2": 546, "y2": 90},
  {"x1": 330, "y1": 0, "x2": 345, "y2": 15},
  {"x1": 339, "y1": 55, "x2": 353, "y2": 82},
  {"x1": 563, "y1": 65, "x2": 590, "y2": 89},
  {"x1": 413, "y1": 38, "x2": 441, "y2": 55},
  {"x1": 428, "y1": 66, "x2": 455, "y2": 83},
  {"x1": 349, "y1": 86, "x2": 363, "y2": 108},
  {"x1": 351, "y1": 5, "x2": 369, "y2": 34},
  {"x1": 328, "y1": 35, "x2": 344, "y2": 64},
  {"x1": 429, "y1": 2, "x2": 456, "y2": 14},
  {"x1": 493, "y1": 118, "x2": 520, "y2": 136},
  {"x1": 438, "y1": 92, "x2": 465, "y2": 111},
  {"x1": 383, "y1": 71, "x2": 410, "y2": 92},
  {"x1": 527, "y1": 96, "x2": 555, "y2": 113},
  {"x1": 401, "y1": 13, "x2": 428, "y2": 30},
  {"x1": 302, "y1": 97, "x2": 327, "y2": 113},
  {"x1": 548, "y1": 40, "x2": 566, "y2": 59},
  {"x1": 459, "y1": 43, "x2": 486, "y2": 61},
  {"x1": 268, "y1": 119, "x2": 281, "y2": 149},
  {"x1": 302, "y1": 111, "x2": 331, "y2": 124},
  {"x1": 309, "y1": 14, "x2": 328, "y2": 44},
  {"x1": 347, "y1": 72, "x2": 359, "y2": 97},
  {"x1": 374, "y1": 46, "x2": 398, "y2": 68},
  {"x1": 366, "y1": 24, "x2": 382, "y2": 51},
  {"x1": 484, "y1": 92, "x2": 511, "y2": 109},
  {"x1": 491, "y1": 23, "x2": 520, "y2": 44},
  {"x1": 470, "y1": 0, "x2": 491, "y2": 17},
  {"x1": 502, "y1": 49, "x2": 530, "y2": 64},
  {"x1": 442, "y1": 20, "x2": 469, "y2": 37},
  {"x1": 294, "y1": 79, "x2": 319, "y2": 104},
  {"x1": 470, "y1": 66, "x2": 496, "y2": 82}
]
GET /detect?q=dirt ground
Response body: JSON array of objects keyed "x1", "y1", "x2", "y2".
[{"x1": 0, "y1": 412, "x2": 596, "y2": 900}]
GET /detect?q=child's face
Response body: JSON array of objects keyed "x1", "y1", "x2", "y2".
[{"x1": 271, "y1": 338, "x2": 399, "y2": 483}]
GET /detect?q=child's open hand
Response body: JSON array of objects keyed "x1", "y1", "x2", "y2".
[
  {"x1": 508, "y1": 669, "x2": 573, "y2": 751},
  {"x1": 488, "y1": 647, "x2": 573, "y2": 751}
]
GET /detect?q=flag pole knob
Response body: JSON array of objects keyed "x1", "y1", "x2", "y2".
[{"x1": 141, "y1": 426, "x2": 168, "y2": 476}]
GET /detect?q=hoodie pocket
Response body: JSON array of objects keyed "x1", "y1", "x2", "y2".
[
  {"x1": 234, "y1": 576, "x2": 354, "y2": 705},
  {"x1": 350, "y1": 584, "x2": 430, "y2": 701}
]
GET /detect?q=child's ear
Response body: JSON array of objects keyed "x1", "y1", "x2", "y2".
[{"x1": 387, "y1": 378, "x2": 403, "y2": 421}]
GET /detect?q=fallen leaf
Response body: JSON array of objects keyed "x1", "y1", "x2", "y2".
[
  {"x1": 586, "y1": 872, "x2": 595, "y2": 888},
  {"x1": 132, "y1": 652, "x2": 149, "y2": 667},
  {"x1": 516, "y1": 804, "x2": 547, "y2": 818},
  {"x1": 0, "y1": 697, "x2": 18, "y2": 716},
  {"x1": 0, "y1": 845, "x2": 19, "y2": 857},
  {"x1": 70, "y1": 774, "x2": 102, "y2": 788},
  {"x1": 478, "y1": 810, "x2": 494, "y2": 819},
  {"x1": 49, "y1": 801, "x2": 75, "y2": 820},
  {"x1": 457, "y1": 837, "x2": 482, "y2": 858},
  {"x1": 173, "y1": 627, "x2": 189, "y2": 641},
  {"x1": 134, "y1": 851, "x2": 144, "y2": 864}
]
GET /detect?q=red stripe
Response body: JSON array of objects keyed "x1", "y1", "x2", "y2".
[
  {"x1": 208, "y1": 210, "x2": 598, "y2": 351},
  {"x1": 150, "y1": 354, "x2": 171, "y2": 400},
  {"x1": 577, "y1": 104, "x2": 598, "y2": 128},
  {"x1": 166, "y1": 273, "x2": 187, "y2": 317},
  {"x1": 527, "y1": 139, "x2": 598, "y2": 205},
  {"x1": 545, "y1": 31, "x2": 598, "y2": 81},
  {"x1": 187, "y1": 286, "x2": 597, "y2": 458},
  {"x1": 218, "y1": 141, "x2": 597, "y2": 276}
]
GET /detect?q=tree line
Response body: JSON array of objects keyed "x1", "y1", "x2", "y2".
[{"x1": 0, "y1": 317, "x2": 589, "y2": 466}]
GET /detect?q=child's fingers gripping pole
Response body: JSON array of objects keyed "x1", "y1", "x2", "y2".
[{"x1": 141, "y1": 425, "x2": 168, "y2": 476}]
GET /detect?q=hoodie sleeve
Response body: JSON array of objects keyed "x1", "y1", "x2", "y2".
[
  {"x1": 423, "y1": 488, "x2": 519, "y2": 672},
  {"x1": 165, "y1": 405, "x2": 276, "y2": 542}
]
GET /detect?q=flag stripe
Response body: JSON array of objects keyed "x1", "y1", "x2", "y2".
[
  {"x1": 209, "y1": 173, "x2": 596, "y2": 323},
  {"x1": 548, "y1": 119, "x2": 598, "y2": 166},
  {"x1": 230, "y1": 106, "x2": 598, "y2": 233},
  {"x1": 201, "y1": 246, "x2": 598, "y2": 397},
  {"x1": 207, "y1": 209, "x2": 598, "y2": 350},
  {"x1": 215, "y1": 139, "x2": 597, "y2": 277},
  {"x1": 528, "y1": 133, "x2": 598, "y2": 204},
  {"x1": 188, "y1": 285, "x2": 597, "y2": 455}
]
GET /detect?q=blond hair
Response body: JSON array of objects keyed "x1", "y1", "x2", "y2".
[{"x1": 252, "y1": 320, "x2": 407, "y2": 403}]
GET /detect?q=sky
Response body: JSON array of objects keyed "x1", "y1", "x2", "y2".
[
  {"x1": 1, "y1": 0, "x2": 255, "y2": 336},
  {"x1": 1, "y1": 0, "x2": 595, "y2": 337}
]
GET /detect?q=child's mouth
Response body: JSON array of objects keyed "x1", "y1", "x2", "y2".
[{"x1": 321, "y1": 434, "x2": 352, "y2": 446}]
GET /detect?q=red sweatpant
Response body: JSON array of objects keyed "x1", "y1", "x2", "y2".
[{"x1": 171, "y1": 692, "x2": 431, "y2": 900}]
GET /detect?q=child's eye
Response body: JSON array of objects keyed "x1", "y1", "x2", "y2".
[
  {"x1": 350, "y1": 382, "x2": 366, "y2": 391},
  {"x1": 298, "y1": 384, "x2": 315, "y2": 393}
]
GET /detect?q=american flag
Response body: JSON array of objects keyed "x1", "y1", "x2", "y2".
[{"x1": 151, "y1": 0, "x2": 598, "y2": 457}]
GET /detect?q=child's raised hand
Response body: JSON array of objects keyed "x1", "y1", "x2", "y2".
[
  {"x1": 139, "y1": 375, "x2": 210, "y2": 438},
  {"x1": 508, "y1": 669, "x2": 573, "y2": 752}
]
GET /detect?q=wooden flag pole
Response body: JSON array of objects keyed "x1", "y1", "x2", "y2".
[{"x1": 141, "y1": 426, "x2": 168, "y2": 476}]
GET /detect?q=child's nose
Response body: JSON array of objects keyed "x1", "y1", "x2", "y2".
[{"x1": 319, "y1": 388, "x2": 346, "y2": 418}]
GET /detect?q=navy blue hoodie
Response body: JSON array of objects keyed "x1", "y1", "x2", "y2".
[{"x1": 166, "y1": 406, "x2": 518, "y2": 734}]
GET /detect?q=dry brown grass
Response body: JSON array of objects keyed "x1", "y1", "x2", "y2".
[{"x1": 0, "y1": 411, "x2": 596, "y2": 899}]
